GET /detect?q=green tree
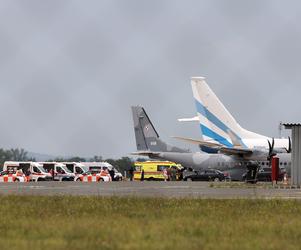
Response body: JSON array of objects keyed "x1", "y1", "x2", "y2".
[
  {"x1": 90, "y1": 155, "x2": 103, "y2": 162},
  {"x1": 106, "y1": 157, "x2": 134, "y2": 174},
  {"x1": 0, "y1": 148, "x2": 30, "y2": 169},
  {"x1": 9, "y1": 148, "x2": 28, "y2": 161},
  {"x1": 51, "y1": 157, "x2": 87, "y2": 162}
]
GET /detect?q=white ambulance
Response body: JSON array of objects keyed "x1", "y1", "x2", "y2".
[
  {"x1": 39, "y1": 162, "x2": 75, "y2": 181},
  {"x1": 80, "y1": 162, "x2": 122, "y2": 181},
  {"x1": 63, "y1": 162, "x2": 110, "y2": 182},
  {"x1": 3, "y1": 161, "x2": 52, "y2": 182}
]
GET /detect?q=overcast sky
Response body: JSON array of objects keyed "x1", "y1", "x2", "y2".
[{"x1": 0, "y1": 0, "x2": 300, "y2": 158}]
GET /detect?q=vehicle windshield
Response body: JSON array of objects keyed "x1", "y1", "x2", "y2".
[
  {"x1": 62, "y1": 166, "x2": 72, "y2": 173},
  {"x1": 38, "y1": 166, "x2": 48, "y2": 173},
  {"x1": 82, "y1": 166, "x2": 89, "y2": 172}
]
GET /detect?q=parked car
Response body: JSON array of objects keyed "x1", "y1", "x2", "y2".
[
  {"x1": 242, "y1": 167, "x2": 286, "y2": 182},
  {"x1": 183, "y1": 169, "x2": 226, "y2": 181}
]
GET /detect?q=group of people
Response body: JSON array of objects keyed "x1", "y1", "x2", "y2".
[{"x1": 163, "y1": 166, "x2": 181, "y2": 181}]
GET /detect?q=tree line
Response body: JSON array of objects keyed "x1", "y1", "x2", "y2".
[
  {"x1": 51, "y1": 156, "x2": 147, "y2": 175},
  {"x1": 0, "y1": 148, "x2": 147, "y2": 174},
  {"x1": 0, "y1": 148, "x2": 34, "y2": 165}
]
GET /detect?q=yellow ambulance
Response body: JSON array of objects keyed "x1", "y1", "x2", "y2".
[{"x1": 134, "y1": 161, "x2": 182, "y2": 181}]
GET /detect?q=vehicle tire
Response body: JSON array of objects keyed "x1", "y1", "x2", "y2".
[
  {"x1": 14, "y1": 178, "x2": 19, "y2": 182},
  {"x1": 214, "y1": 178, "x2": 220, "y2": 182},
  {"x1": 98, "y1": 178, "x2": 104, "y2": 182},
  {"x1": 76, "y1": 178, "x2": 81, "y2": 182}
]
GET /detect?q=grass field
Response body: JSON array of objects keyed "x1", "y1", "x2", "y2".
[{"x1": 0, "y1": 196, "x2": 301, "y2": 250}]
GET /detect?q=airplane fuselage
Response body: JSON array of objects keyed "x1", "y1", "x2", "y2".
[
  {"x1": 149, "y1": 151, "x2": 291, "y2": 181},
  {"x1": 241, "y1": 138, "x2": 289, "y2": 151}
]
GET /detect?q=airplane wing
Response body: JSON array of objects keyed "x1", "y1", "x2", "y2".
[
  {"x1": 218, "y1": 147, "x2": 253, "y2": 155},
  {"x1": 173, "y1": 136, "x2": 253, "y2": 156},
  {"x1": 172, "y1": 136, "x2": 221, "y2": 148}
]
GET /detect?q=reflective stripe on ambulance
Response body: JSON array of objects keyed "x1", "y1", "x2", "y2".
[{"x1": 0, "y1": 175, "x2": 14, "y2": 182}]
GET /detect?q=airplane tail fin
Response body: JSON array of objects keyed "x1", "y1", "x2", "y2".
[
  {"x1": 191, "y1": 77, "x2": 266, "y2": 147},
  {"x1": 131, "y1": 106, "x2": 188, "y2": 153}
]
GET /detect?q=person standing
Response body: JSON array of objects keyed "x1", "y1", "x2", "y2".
[
  {"x1": 178, "y1": 168, "x2": 184, "y2": 181},
  {"x1": 141, "y1": 169, "x2": 144, "y2": 181},
  {"x1": 167, "y1": 167, "x2": 171, "y2": 181},
  {"x1": 171, "y1": 167, "x2": 177, "y2": 181},
  {"x1": 163, "y1": 168, "x2": 168, "y2": 181},
  {"x1": 129, "y1": 166, "x2": 134, "y2": 181},
  {"x1": 109, "y1": 168, "x2": 115, "y2": 181}
]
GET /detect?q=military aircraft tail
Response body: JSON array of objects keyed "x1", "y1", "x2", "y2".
[{"x1": 131, "y1": 106, "x2": 188, "y2": 153}]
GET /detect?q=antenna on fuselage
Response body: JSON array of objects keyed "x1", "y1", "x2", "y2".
[{"x1": 279, "y1": 121, "x2": 283, "y2": 138}]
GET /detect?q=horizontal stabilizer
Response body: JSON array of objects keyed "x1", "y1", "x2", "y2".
[
  {"x1": 131, "y1": 151, "x2": 161, "y2": 157},
  {"x1": 178, "y1": 116, "x2": 200, "y2": 122}
]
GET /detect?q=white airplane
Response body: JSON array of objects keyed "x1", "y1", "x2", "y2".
[{"x1": 175, "y1": 77, "x2": 291, "y2": 159}]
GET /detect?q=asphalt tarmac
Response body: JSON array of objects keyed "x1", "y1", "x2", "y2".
[{"x1": 0, "y1": 181, "x2": 300, "y2": 199}]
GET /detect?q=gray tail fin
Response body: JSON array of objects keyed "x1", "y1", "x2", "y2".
[{"x1": 131, "y1": 106, "x2": 188, "y2": 153}]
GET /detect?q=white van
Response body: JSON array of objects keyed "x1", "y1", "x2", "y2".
[
  {"x1": 39, "y1": 162, "x2": 75, "y2": 181},
  {"x1": 63, "y1": 162, "x2": 111, "y2": 182},
  {"x1": 64, "y1": 162, "x2": 89, "y2": 175},
  {"x1": 80, "y1": 162, "x2": 122, "y2": 181},
  {"x1": 3, "y1": 161, "x2": 52, "y2": 182}
]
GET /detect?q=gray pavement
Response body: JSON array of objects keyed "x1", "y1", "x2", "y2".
[{"x1": 0, "y1": 181, "x2": 301, "y2": 199}]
